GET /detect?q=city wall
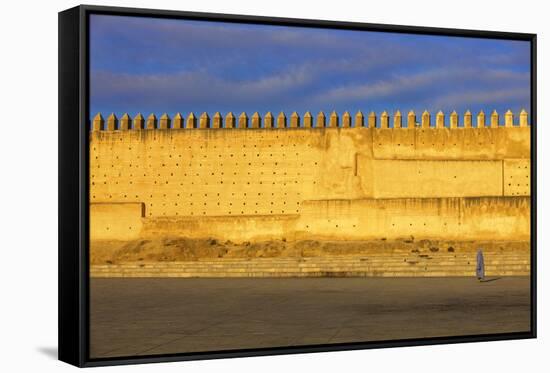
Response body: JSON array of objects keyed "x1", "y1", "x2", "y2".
[{"x1": 89, "y1": 110, "x2": 531, "y2": 242}]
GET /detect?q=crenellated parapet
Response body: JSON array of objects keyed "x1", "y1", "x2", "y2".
[{"x1": 90, "y1": 109, "x2": 531, "y2": 131}]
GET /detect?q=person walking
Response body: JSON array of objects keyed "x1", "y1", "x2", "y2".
[{"x1": 476, "y1": 248, "x2": 485, "y2": 281}]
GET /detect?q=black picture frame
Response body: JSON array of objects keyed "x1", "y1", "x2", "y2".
[{"x1": 58, "y1": 4, "x2": 537, "y2": 367}]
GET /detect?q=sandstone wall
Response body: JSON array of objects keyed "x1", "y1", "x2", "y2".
[
  {"x1": 89, "y1": 110, "x2": 531, "y2": 242},
  {"x1": 90, "y1": 202, "x2": 144, "y2": 240}
]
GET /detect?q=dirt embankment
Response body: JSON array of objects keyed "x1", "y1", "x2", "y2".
[{"x1": 90, "y1": 238, "x2": 530, "y2": 265}]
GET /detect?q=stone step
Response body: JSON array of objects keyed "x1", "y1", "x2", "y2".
[
  {"x1": 93, "y1": 258, "x2": 529, "y2": 267},
  {"x1": 90, "y1": 270, "x2": 530, "y2": 278},
  {"x1": 184, "y1": 258, "x2": 530, "y2": 264},
  {"x1": 100, "y1": 260, "x2": 528, "y2": 269},
  {"x1": 93, "y1": 260, "x2": 530, "y2": 268},
  {"x1": 91, "y1": 264, "x2": 530, "y2": 273},
  {"x1": 119, "y1": 255, "x2": 529, "y2": 263},
  {"x1": 143, "y1": 262, "x2": 525, "y2": 268},
  {"x1": 188, "y1": 255, "x2": 529, "y2": 261},
  {"x1": 187, "y1": 253, "x2": 529, "y2": 261}
]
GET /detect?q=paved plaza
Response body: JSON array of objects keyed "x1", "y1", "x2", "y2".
[{"x1": 90, "y1": 277, "x2": 531, "y2": 358}]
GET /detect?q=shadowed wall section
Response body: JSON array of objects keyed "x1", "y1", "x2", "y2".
[{"x1": 89, "y1": 110, "x2": 531, "y2": 242}]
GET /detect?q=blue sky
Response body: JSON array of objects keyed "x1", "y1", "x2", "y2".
[{"x1": 89, "y1": 15, "x2": 530, "y2": 125}]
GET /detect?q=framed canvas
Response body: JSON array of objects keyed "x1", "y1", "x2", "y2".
[{"x1": 58, "y1": 4, "x2": 537, "y2": 367}]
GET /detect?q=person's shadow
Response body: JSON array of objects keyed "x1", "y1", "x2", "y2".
[
  {"x1": 37, "y1": 346, "x2": 57, "y2": 360},
  {"x1": 479, "y1": 277, "x2": 502, "y2": 283}
]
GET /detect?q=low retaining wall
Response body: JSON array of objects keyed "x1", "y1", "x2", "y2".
[
  {"x1": 91, "y1": 196, "x2": 530, "y2": 243},
  {"x1": 141, "y1": 214, "x2": 298, "y2": 242},
  {"x1": 297, "y1": 196, "x2": 530, "y2": 242}
]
